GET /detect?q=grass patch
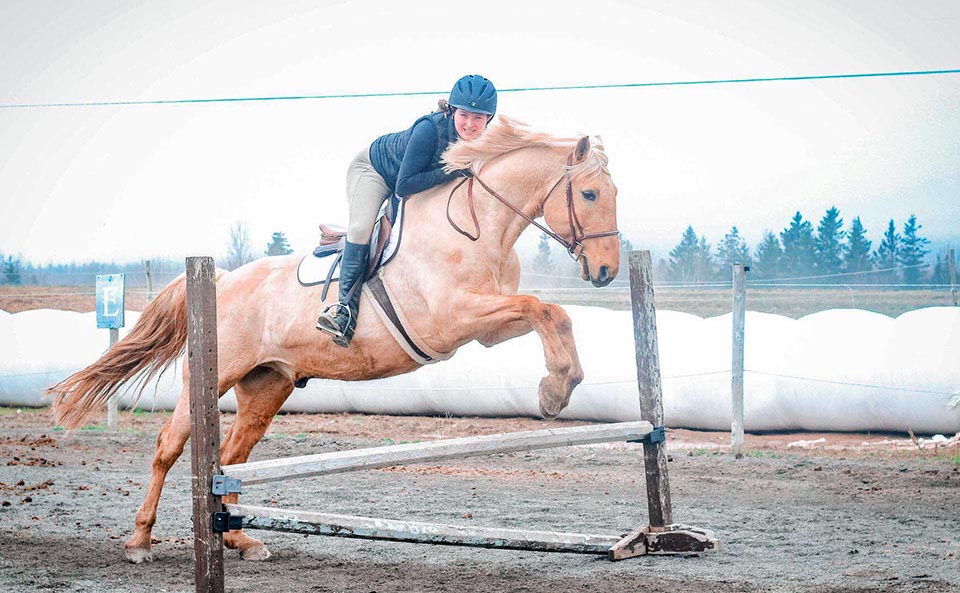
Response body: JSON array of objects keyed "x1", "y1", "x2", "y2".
[
  {"x1": 741, "y1": 449, "x2": 783, "y2": 459},
  {"x1": 263, "y1": 431, "x2": 309, "y2": 441}
]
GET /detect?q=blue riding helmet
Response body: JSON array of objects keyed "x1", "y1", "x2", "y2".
[{"x1": 449, "y1": 75, "x2": 497, "y2": 116}]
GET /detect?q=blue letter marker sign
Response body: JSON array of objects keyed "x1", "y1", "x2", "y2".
[{"x1": 96, "y1": 274, "x2": 125, "y2": 329}]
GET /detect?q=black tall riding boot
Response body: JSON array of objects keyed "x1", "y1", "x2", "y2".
[{"x1": 315, "y1": 241, "x2": 370, "y2": 347}]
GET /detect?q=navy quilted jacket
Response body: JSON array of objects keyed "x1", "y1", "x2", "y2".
[{"x1": 368, "y1": 111, "x2": 459, "y2": 196}]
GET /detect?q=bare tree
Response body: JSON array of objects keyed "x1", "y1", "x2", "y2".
[{"x1": 225, "y1": 221, "x2": 257, "y2": 270}]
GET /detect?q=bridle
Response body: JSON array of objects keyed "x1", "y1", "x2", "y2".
[{"x1": 445, "y1": 152, "x2": 619, "y2": 261}]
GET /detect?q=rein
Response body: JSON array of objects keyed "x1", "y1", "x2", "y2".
[{"x1": 445, "y1": 153, "x2": 619, "y2": 261}]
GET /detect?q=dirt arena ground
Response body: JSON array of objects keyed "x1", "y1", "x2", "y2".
[{"x1": 0, "y1": 408, "x2": 957, "y2": 593}]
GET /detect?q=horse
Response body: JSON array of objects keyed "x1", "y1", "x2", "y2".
[{"x1": 49, "y1": 115, "x2": 620, "y2": 563}]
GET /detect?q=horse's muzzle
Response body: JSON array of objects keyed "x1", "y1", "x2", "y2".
[{"x1": 591, "y1": 265, "x2": 614, "y2": 287}]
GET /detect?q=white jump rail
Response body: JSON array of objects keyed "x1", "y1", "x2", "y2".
[
  {"x1": 228, "y1": 504, "x2": 624, "y2": 554},
  {"x1": 222, "y1": 421, "x2": 653, "y2": 485}
]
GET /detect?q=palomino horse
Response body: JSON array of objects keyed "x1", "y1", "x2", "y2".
[{"x1": 50, "y1": 116, "x2": 620, "y2": 563}]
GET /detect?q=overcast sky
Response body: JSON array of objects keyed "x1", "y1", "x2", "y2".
[{"x1": 1, "y1": 0, "x2": 958, "y2": 264}]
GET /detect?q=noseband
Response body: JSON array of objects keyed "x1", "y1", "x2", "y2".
[{"x1": 445, "y1": 152, "x2": 619, "y2": 261}]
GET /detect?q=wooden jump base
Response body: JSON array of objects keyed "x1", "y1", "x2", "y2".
[
  {"x1": 186, "y1": 252, "x2": 718, "y2": 593},
  {"x1": 227, "y1": 504, "x2": 715, "y2": 559}
]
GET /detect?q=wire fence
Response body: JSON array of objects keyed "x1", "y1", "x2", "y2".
[
  {"x1": 0, "y1": 246, "x2": 956, "y2": 319},
  {"x1": 517, "y1": 259, "x2": 958, "y2": 318},
  {"x1": 4, "y1": 68, "x2": 959, "y2": 110},
  {"x1": 1, "y1": 264, "x2": 957, "y2": 319}
]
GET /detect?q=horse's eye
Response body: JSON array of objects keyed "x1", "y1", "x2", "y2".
[{"x1": 581, "y1": 190, "x2": 597, "y2": 202}]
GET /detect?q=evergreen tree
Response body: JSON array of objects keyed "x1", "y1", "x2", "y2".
[
  {"x1": 753, "y1": 231, "x2": 783, "y2": 279},
  {"x1": 669, "y1": 226, "x2": 713, "y2": 283},
  {"x1": 716, "y1": 226, "x2": 753, "y2": 269},
  {"x1": 930, "y1": 248, "x2": 957, "y2": 285},
  {"x1": 655, "y1": 258, "x2": 671, "y2": 283},
  {"x1": 533, "y1": 232, "x2": 554, "y2": 276},
  {"x1": 898, "y1": 214, "x2": 930, "y2": 285},
  {"x1": 669, "y1": 227, "x2": 700, "y2": 282},
  {"x1": 780, "y1": 212, "x2": 817, "y2": 280},
  {"x1": 873, "y1": 220, "x2": 900, "y2": 283},
  {"x1": 931, "y1": 252, "x2": 946, "y2": 285},
  {"x1": 843, "y1": 216, "x2": 872, "y2": 275},
  {"x1": 2, "y1": 254, "x2": 22, "y2": 285},
  {"x1": 696, "y1": 236, "x2": 715, "y2": 281},
  {"x1": 815, "y1": 207, "x2": 845, "y2": 280},
  {"x1": 264, "y1": 232, "x2": 294, "y2": 256}
]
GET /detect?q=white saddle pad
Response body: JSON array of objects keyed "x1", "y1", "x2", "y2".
[{"x1": 297, "y1": 197, "x2": 406, "y2": 286}]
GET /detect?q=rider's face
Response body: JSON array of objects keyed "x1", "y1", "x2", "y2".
[{"x1": 453, "y1": 109, "x2": 490, "y2": 141}]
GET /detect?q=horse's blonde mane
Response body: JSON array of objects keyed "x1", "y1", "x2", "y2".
[{"x1": 443, "y1": 115, "x2": 609, "y2": 183}]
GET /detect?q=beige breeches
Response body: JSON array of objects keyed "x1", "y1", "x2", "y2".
[{"x1": 345, "y1": 149, "x2": 393, "y2": 243}]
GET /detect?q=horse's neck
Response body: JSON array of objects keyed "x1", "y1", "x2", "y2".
[
  {"x1": 473, "y1": 148, "x2": 562, "y2": 252},
  {"x1": 396, "y1": 146, "x2": 563, "y2": 286}
]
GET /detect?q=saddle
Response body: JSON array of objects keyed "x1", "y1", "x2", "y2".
[
  {"x1": 296, "y1": 194, "x2": 455, "y2": 383},
  {"x1": 297, "y1": 196, "x2": 405, "y2": 298}
]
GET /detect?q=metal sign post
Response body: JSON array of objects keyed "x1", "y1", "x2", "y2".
[{"x1": 96, "y1": 273, "x2": 125, "y2": 431}]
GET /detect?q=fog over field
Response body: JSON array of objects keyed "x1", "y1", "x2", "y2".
[{"x1": 1, "y1": 1, "x2": 958, "y2": 265}]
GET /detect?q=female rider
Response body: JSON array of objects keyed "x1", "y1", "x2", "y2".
[{"x1": 316, "y1": 74, "x2": 497, "y2": 347}]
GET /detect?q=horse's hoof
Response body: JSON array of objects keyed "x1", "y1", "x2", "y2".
[
  {"x1": 537, "y1": 377, "x2": 564, "y2": 419},
  {"x1": 240, "y1": 544, "x2": 271, "y2": 561},
  {"x1": 124, "y1": 545, "x2": 154, "y2": 564}
]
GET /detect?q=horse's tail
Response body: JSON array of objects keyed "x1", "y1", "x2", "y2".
[{"x1": 50, "y1": 269, "x2": 224, "y2": 429}]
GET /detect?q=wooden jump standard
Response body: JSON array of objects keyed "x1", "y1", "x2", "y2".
[{"x1": 187, "y1": 252, "x2": 717, "y2": 593}]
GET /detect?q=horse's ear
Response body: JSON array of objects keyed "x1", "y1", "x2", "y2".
[{"x1": 574, "y1": 136, "x2": 591, "y2": 163}]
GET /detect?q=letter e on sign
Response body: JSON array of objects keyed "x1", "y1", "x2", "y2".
[{"x1": 96, "y1": 274, "x2": 125, "y2": 329}]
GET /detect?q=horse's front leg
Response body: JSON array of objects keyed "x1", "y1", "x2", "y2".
[
  {"x1": 460, "y1": 293, "x2": 583, "y2": 418},
  {"x1": 475, "y1": 320, "x2": 532, "y2": 346}
]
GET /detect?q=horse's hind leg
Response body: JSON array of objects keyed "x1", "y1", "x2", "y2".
[
  {"x1": 124, "y1": 387, "x2": 193, "y2": 563},
  {"x1": 219, "y1": 365, "x2": 294, "y2": 561}
]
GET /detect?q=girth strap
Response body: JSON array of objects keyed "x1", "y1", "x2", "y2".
[{"x1": 364, "y1": 273, "x2": 456, "y2": 366}]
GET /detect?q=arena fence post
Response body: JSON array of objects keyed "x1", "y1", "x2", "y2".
[
  {"x1": 949, "y1": 248, "x2": 957, "y2": 307},
  {"x1": 107, "y1": 328, "x2": 119, "y2": 431},
  {"x1": 186, "y1": 256, "x2": 225, "y2": 593},
  {"x1": 731, "y1": 263, "x2": 748, "y2": 458},
  {"x1": 145, "y1": 259, "x2": 155, "y2": 302}
]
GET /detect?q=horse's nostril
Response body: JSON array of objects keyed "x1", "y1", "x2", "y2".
[{"x1": 599, "y1": 266, "x2": 609, "y2": 281}]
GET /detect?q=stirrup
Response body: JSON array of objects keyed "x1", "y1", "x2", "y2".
[{"x1": 315, "y1": 302, "x2": 353, "y2": 336}]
